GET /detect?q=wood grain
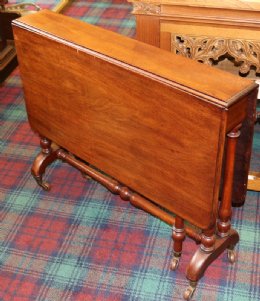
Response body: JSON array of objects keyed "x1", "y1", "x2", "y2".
[
  {"x1": 129, "y1": 0, "x2": 260, "y2": 206},
  {"x1": 13, "y1": 10, "x2": 257, "y2": 230},
  {"x1": 13, "y1": 10, "x2": 254, "y2": 106},
  {"x1": 130, "y1": 0, "x2": 260, "y2": 11}
]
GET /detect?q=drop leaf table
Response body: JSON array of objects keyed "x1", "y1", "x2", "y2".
[{"x1": 12, "y1": 10, "x2": 258, "y2": 300}]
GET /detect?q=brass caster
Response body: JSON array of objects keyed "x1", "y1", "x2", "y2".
[
  {"x1": 33, "y1": 175, "x2": 51, "y2": 191},
  {"x1": 170, "y1": 257, "x2": 180, "y2": 271},
  {"x1": 183, "y1": 282, "x2": 197, "y2": 301},
  {"x1": 227, "y1": 249, "x2": 236, "y2": 264}
]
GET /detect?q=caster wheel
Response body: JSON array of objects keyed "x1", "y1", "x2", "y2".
[
  {"x1": 41, "y1": 182, "x2": 51, "y2": 191},
  {"x1": 183, "y1": 286, "x2": 196, "y2": 301},
  {"x1": 227, "y1": 249, "x2": 236, "y2": 264},
  {"x1": 33, "y1": 175, "x2": 51, "y2": 191},
  {"x1": 170, "y1": 257, "x2": 180, "y2": 271}
]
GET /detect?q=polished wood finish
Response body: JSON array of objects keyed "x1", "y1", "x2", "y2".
[
  {"x1": 129, "y1": 0, "x2": 260, "y2": 70},
  {"x1": 171, "y1": 216, "x2": 186, "y2": 270},
  {"x1": 129, "y1": 0, "x2": 260, "y2": 205},
  {"x1": 232, "y1": 89, "x2": 257, "y2": 203},
  {"x1": 13, "y1": 10, "x2": 256, "y2": 229},
  {"x1": 135, "y1": 14, "x2": 160, "y2": 47},
  {"x1": 218, "y1": 126, "x2": 241, "y2": 237},
  {"x1": 31, "y1": 136, "x2": 59, "y2": 191},
  {"x1": 186, "y1": 228, "x2": 239, "y2": 281},
  {"x1": 13, "y1": 10, "x2": 258, "y2": 300},
  {"x1": 34, "y1": 143, "x2": 203, "y2": 243},
  {"x1": 173, "y1": 217, "x2": 185, "y2": 254}
]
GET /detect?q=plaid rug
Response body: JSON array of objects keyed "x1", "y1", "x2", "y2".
[
  {"x1": 7, "y1": 0, "x2": 135, "y2": 36},
  {"x1": 0, "y1": 1, "x2": 260, "y2": 300}
]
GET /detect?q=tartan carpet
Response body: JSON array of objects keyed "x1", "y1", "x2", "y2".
[{"x1": 0, "y1": 1, "x2": 260, "y2": 300}]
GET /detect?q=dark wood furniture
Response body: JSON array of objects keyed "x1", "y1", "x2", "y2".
[
  {"x1": 0, "y1": 9, "x2": 20, "y2": 83},
  {"x1": 0, "y1": 0, "x2": 72, "y2": 83},
  {"x1": 128, "y1": 0, "x2": 260, "y2": 77},
  {"x1": 0, "y1": 0, "x2": 7, "y2": 10},
  {"x1": 128, "y1": 0, "x2": 260, "y2": 203},
  {"x1": 0, "y1": 1, "x2": 40, "y2": 84},
  {"x1": 12, "y1": 10, "x2": 258, "y2": 300}
]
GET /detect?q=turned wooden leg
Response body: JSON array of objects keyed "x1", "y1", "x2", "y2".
[
  {"x1": 232, "y1": 90, "x2": 257, "y2": 206},
  {"x1": 31, "y1": 136, "x2": 59, "y2": 190},
  {"x1": 200, "y1": 228, "x2": 216, "y2": 254},
  {"x1": 170, "y1": 216, "x2": 185, "y2": 270},
  {"x1": 218, "y1": 125, "x2": 241, "y2": 261},
  {"x1": 184, "y1": 125, "x2": 241, "y2": 300},
  {"x1": 218, "y1": 125, "x2": 241, "y2": 238},
  {"x1": 184, "y1": 228, "x2": 215, "y2": 300}
]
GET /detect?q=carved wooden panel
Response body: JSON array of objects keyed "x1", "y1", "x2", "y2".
[
  {"x1": 132, "y1": 2, "x2": 161, "y2": 15},
  {"x1": 171, "y1": 34, "x2": 260, "y2": 75},
  {"x1": 129, "y1": 0, "x2": 260, "y2": 11}
]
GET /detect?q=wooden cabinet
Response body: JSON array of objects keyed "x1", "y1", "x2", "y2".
[
  {"x1": 0, "y1": 0, "x2": 72, "y2": 83},
  {"x1": 0, "y1": 10, "x2": 20, "y2": 83},
  {"x1": 129, "y1": 0, "x2": 260, "y2": 78}
]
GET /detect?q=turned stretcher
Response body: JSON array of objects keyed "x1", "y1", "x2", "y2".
[{"x1": 12, "y1": 10, "x2": 258, "y2": 300}]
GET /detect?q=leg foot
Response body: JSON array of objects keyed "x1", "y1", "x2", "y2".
[
  {"x1": 31, "y1": 137, "x2": 59, "y2": 190},
  {"x1": 32, "y1": 174, "x2": 51, "y2": 191},
  {"x1": 227, "y1": 246, "x2": 236, "y2": 264},
  {"x1": 183, "y1": 281, "x2": 197, "y2": 301},
  {"x1": 186, "y1": 229, "x2": 239, "y2": 283},
  {"x1": 170, "y1": 252, "x2": 181, "y2": 271}
]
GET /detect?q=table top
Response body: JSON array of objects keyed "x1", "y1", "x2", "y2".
[{"x1": 13, "y1": 9, "x2": 256, "y2": 107}]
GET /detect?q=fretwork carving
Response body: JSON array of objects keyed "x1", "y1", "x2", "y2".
[
  {"x1": 171, "y1": 34, "x2": 260, "y2": 75},
  {"x1": 132, "y1": 2, "x2": 160, "y2": 15}
]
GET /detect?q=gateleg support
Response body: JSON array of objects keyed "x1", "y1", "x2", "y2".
[
  {"x1": 183, "y1": 124, "x2": 241, "y2": 300},
  {"x1": 218, "y1": 125, "x2": 241, "y2": 238}
]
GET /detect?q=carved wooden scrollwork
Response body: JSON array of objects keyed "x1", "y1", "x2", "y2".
[
  {"x1": 171, "y1": 34, "x2": 260, "y2": 74},
  {"x1": 132, "y1": 2, "x2": 161, "y2": 15}
]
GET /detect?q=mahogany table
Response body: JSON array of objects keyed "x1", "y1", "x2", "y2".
[{"x1": 13, "y1": 10, "x2": 258, "y2": 300}]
